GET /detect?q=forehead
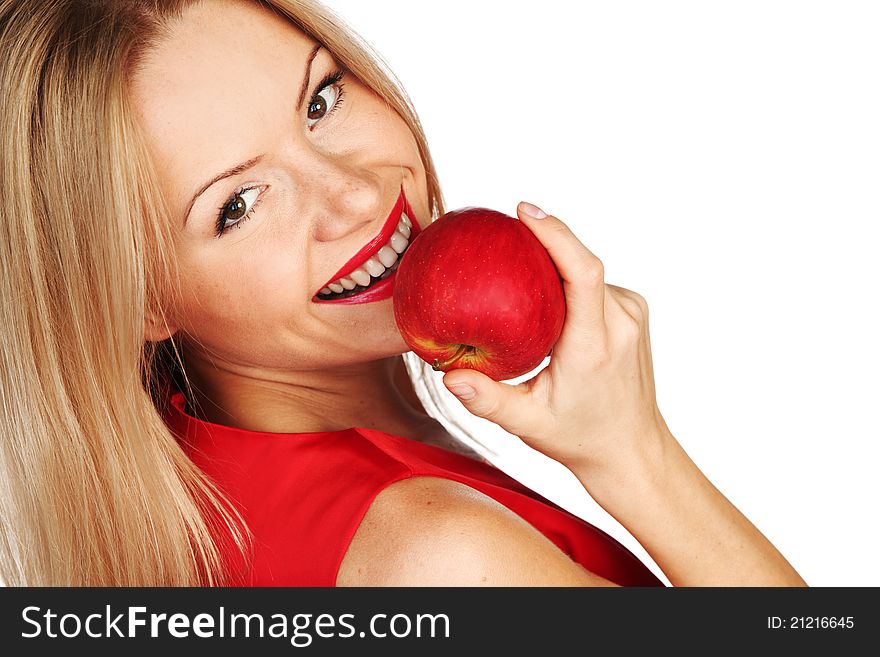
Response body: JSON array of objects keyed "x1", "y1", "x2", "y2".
[{"x1": 129, "y1": 0, "x2": 315, "y2": 200}]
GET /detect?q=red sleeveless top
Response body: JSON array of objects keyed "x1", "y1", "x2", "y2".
[{"x1": 163, "y1": 388, "x2": 664, "y2": 587}]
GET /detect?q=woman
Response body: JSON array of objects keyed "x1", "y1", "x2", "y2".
[{"x1": 0, "y1": 0, "x2": 806, "y2": 587}]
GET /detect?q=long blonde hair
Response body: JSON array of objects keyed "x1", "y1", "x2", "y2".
[{"x1": 0, "y1": 0, "x2": 447, "y2": 586}]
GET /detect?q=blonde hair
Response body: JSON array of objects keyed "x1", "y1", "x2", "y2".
[{"x1": 0, "y1": 0, "x2": 448, "y2": 586}]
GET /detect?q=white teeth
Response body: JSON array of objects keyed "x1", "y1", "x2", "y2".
[
  {"x1": 317, "y1": 212, "x2": 417, "y2": 297},
  {"x1": 363, "y1": 256, "x2": 386, "y2": 277},
  {"x1": 389, "y1": 230, "x2": 408, "y2": 254},
  {"x1": 349, "y1": 267, "x2": 371, "y2": 287},
  {"x1": 377, "y1": 245, "x2": 398, "y2": 268}
]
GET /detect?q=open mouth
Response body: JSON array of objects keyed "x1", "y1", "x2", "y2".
[{"x1": 313, "y1": 188, "x2": 420, "y2": 302}]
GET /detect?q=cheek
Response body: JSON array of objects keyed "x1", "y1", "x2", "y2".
[{"x1": 178, "y1": 253, "x2": 304, "y2": 344}]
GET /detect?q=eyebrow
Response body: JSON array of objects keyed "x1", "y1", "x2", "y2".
[
  {"x1": 182, "y1": 43, "x2": 324, "y2": 225},
  {"x1": 297, "y1": 44, "x2": 323, "y2": 112}
]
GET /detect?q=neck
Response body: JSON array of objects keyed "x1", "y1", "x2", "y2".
[{"x1": 178, "y1": 347, "x2": 440, "y2": 439}]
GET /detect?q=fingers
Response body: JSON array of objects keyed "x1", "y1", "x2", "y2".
[
  {"x1": 442, "y1": 368, "x2": 539, "y2": 440},
  {"x1": 607, "y1": 285, "x2": 648, "y2": 323},
  {"x1": 606, "y1": 284, "x2": 655, "y2": 387},
  {"x1": 516, "y1": 202, "x2": 606, "y2": 334}
]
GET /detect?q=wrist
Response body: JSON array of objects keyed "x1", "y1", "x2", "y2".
[{"x1": 570, "y1": 426, "x2": 679, "y2": 513}]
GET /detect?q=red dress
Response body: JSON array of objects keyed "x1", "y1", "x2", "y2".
[{"x1": 163, "y1": 388, "x2": 664, "y2": 587}]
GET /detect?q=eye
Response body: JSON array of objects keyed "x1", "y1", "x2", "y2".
[
  {"x1": 216, "y1": 186, "x2": 263, "y2": 236},
  {"x1": 306, "y1": 70, "x2": 346, "y2": 129}
]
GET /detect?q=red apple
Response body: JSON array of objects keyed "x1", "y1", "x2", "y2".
[{"x1": 393, "y1": 207, "x2": 566, "y2": 381}]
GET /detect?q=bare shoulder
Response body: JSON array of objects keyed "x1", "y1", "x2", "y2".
[{"x1": 335, "y1": 475, "x2": 618, "y2": 587}]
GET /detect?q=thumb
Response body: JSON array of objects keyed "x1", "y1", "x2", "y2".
[{"x1": 442, "y1": 369, "x2": 535, "y2": 439}]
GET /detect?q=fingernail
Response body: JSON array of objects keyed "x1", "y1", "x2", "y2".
[
  {"x1": 519, "y1": 201, "x2": 548, "y2": 219},
  {"x1": 447, "y1": 383, "x2": 476, "y2": 401}
]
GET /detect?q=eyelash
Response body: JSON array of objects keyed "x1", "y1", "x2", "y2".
[
  {"x1": 214, "y1": 68, "x2": 347, "y2": 237},
  {"x1": 309, "y1": 68, "x2": 347, "y2": 127},
  {"x1": 214, "y1": 184, "x2": 265, "y2": 237}
]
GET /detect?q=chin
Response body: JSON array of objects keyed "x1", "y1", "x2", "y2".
[{"x1": 351, "y1": 312, "x2": 410, "y2": 352}]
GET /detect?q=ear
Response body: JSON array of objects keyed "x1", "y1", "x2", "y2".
[{"x1": 143, "y1": 308, "x2": 178, "y2": 343}]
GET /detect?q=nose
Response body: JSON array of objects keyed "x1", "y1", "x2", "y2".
[{"x1": 296, "y1": 152, "x2": 387, "y2": 242}]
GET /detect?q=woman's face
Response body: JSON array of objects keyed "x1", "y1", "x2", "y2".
[{"x1": 131, "y1": 0, "x2": 429, "y2": 372}]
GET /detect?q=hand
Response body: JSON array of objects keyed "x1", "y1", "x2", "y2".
[{"x1": 442, "y1": 202, "x2": 672, "y2": 477}]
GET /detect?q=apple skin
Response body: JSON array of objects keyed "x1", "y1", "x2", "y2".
[{"x1": 393, "y1": 206, "x2": 566, "y2": 381}]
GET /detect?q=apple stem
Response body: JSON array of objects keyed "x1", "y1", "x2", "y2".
[{"x1": 432, "y1": 344, "x2": 477, "y2": 371}]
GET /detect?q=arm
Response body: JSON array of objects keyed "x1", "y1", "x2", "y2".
[
  {"x1": 440, "y1": 202, "x2": 807, "y2": 587},
  {"x1": 578, "y1": 428, "x2": 807, "y2": 587}
]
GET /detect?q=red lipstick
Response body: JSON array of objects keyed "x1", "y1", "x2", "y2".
[{"x1": 312, "y1": 186, "x2": 422, "y2": 305}]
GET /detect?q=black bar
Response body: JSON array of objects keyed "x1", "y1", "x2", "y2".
[{"x1": 1, "y1": 587, "x2": 874, "y2": 654}]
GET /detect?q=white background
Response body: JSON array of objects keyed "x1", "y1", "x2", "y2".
[{"x1": 322, "y1": 0, "x2": 880, "y2": 586}]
